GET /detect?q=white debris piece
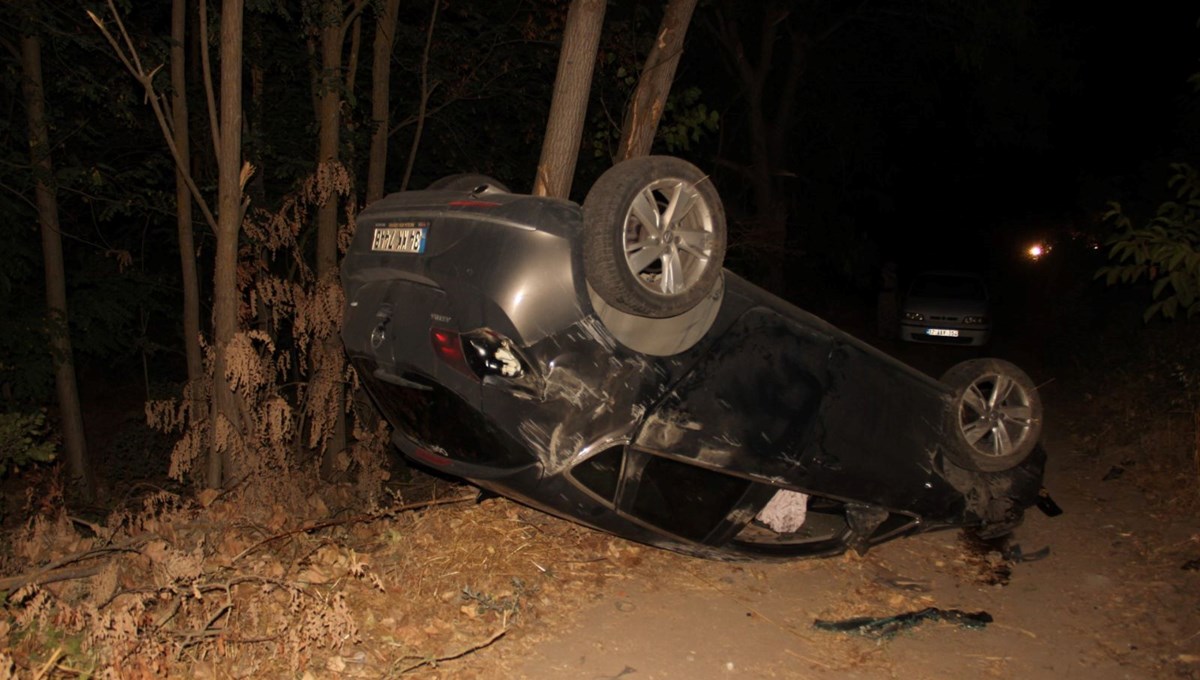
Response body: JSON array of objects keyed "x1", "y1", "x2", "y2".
[
  {"x1": 494, "y1": 343, "x2": 522, "y2": 376},
  {"x1": 756, "y1": 489, "x2": 809, "y2": 533}
]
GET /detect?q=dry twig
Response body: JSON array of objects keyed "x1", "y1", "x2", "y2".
[
  {"x1": 397, "y1": 627, "x2": 509, "y2": 674},
  {"x1": 231, "y1": 494, "x2": 476, "y2": 563},
  {"x1": 0, "y1": 532, "x2": 158, "y2": 596}
]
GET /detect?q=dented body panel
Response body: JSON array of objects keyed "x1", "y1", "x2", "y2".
[{"x1": 341, "y1": 188, "x2": 1045, "y2": 560}]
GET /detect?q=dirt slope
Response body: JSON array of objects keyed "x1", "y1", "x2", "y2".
[{"x1": 498, "y1": 426, "x2": 1199, "y2": 680}]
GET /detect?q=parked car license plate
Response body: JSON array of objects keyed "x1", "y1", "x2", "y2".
[
  {"x1": 926, "y1": 328, "x2": 959, "y2": 337},
  {"x1": 371, "y1": 223, "x2": 429, "y2": 253}
]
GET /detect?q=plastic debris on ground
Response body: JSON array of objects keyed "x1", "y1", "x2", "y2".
[{"x1": 813, "y1": 607, "x2": 994, "y2": 639}]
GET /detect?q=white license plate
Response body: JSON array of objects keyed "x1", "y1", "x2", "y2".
[
  {"x1": 926, "y1": 328, "x2": 959, "y2": 337},
  {"x1": 371, "y1": 223, "x2": 429, "y2": 253}
]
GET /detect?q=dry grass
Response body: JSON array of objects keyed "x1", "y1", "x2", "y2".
[{"x1": 0, "y1": 470, "x2": 677, "y2": 678}]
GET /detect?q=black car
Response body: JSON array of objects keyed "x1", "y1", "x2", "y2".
[{"x1": 341, "y1": 157, "x2": 1047, "y2": 560}]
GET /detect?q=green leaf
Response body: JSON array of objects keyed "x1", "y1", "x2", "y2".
[{"x1": 1152, "y1": 276, "x2": 1171, "y2": 299}]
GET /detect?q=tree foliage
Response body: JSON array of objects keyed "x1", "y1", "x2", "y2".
[
  {"x1": 0, "y1": 410, "x2": 56, "y2": 477},
  {"x1": 1099, "y1": 163, "x2": 1200, "y2": 320}
]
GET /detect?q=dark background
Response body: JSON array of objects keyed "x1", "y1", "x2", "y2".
[{"x1": 0, "y1": 0, "x2": 1196, "y2": 408}]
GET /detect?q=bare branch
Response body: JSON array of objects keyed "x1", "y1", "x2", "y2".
[
  {"x1": 400, "y1": 0, "x2": 440, "y2": 190},
  {"x1": 0, "y1": 34, "x2": 19, "y2": 60},
  {"x1": 107, "y1": 0, "x2": 147, "y2": 76},
  {"x1": 341, "y1": 0, "x2": 370, "y2": 40},
  {"x1": 0, "y1": 533, "x2": 158, "y2": 595},
  {"x1": 87, "y1": 5, "x2": 220, "y2": 234},
  {"x1": 199, "y1": 0, "x2": 222, "y2": 162},
  {"x1": 231, "y1": 494, "x2": 477, "y2": 563}
]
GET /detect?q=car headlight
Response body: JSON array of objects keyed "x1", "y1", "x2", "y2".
[
  {"x1": 961, "y1": 316, "x2": 988, "y2": 325},
  {"x1": 903, "y1": 311, "x2": 924, "y2": 322}
]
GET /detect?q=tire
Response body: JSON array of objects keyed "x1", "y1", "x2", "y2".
[
  {"x1": 582, "y1": 156, "x2": 726, "y2": 318},
  {"x1": 939, "y1": 359, "x2": 1043, "y2": 472},
  {"x1": 426, "y1": 173, "x2": 510, "y2": 193}
]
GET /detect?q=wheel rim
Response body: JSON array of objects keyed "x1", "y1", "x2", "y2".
[
  {"x1": 956, "y1": 372, "x2": 1036, "y2": 459},
  {"x1": 621, "y1": 177, "x2": 716, "y2": 297}
]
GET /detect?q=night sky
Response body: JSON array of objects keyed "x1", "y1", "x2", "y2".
[
  {"x1": 884, "y1": 2, "x2": 1197, "y2": 262},
  {"x1": 1, "y1": 0, "x2": 1197, "y2": 395}
]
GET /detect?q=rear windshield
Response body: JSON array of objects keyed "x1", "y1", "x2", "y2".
[{"x1": 910, "y1": 274, "x2": 986, "y2": 300}]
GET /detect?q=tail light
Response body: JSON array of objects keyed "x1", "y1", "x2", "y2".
[
  {"x1": 430, "y1": 327, "x2": 541, "y2": 396},
  {"x1": 430, "y1": 328, "x2": 472, "y2": 377}
]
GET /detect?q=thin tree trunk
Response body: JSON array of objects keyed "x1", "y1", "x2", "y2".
[
  {"x1": 316, "y1": 4, "x2": 342, "y2": 279},
  {"x1": 400, "y1": 0, "x2": 438, "y2": 192},
  {"x1": 366, "y1": 0, "x2": 400, "y2": 203},
  {"x1": 172, "y1": 0, "x2": 204, "y2": 408},
  {"x1": 532, "y1": 0, "x2": 606, "y2": 199},
  {"x1": 712, "y1": 3, "x2": 799, "y2": 294},
  {"x1": 210, "y1": 0, "x2": 245, "y2": 488},
  {"x1": 617, "y1": 0, "x2": 698, "y2": 160},
  {"x1": 345, "y1": 13, "x2": 362, "y2": 100},
  {"x1": 20, "y1": 33, "x2": 95, "y2": 502},
  {"x1": 247, "y1": 63, "x2": 269, "y2": 207},
  {"x1": 199, "y1": 0, "x2": 222, "y2": 179},
  {"x1": 315, "y1": 0, "x2": 351, "y2": 473}
]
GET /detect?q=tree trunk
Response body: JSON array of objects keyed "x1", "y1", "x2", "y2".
[
  {"x1": 316, "y1": 4, "x2": 342, "y2": 279},
  {"x1": 366, "y1": 0, "x2": 401, "y2": 203},
  {"x1": 210, "y1": 0, "x2": 245, "y2": 488},
  {"x1": 247, "y1": 63, "x2": 269, "y2": 207},
  {"x1": 532, "y1": 0, "x2": 606, "y2": 199},
  {"x1": 712, "y1": 3, "x2": 802, "y2": 295},
  {"x1": 315, "y1": 0, "x2": 350, "y2": 472},
  {"x1": 20, "y1": 33, "x2": 95, "y2": 502},
  {"x1": 617, "y1": 0, "x2": 698, "y2": 160},
  {"x1": 346, "y1": 13, "x2": 363, "y2": 102},
  {"x1": 172, "y1": 0, "x2": 204, "y2": 407}
]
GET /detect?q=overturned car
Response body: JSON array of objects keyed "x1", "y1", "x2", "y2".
[{"x1": 341, "y1": 157, "x2": 1047, "y2": 560}]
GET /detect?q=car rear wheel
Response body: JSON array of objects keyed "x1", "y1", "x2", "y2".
[
  {"x1": 582, "y1": 156, "x2": 726, "y2": 318},
  {"x1": 426, "y1": 173, "x2": 510, "y2": 193},
  {"x1": 940, "y1": 358, "x2": 1042, "y2": 472}
]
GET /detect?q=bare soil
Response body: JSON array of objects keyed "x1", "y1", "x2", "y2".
[{"x1": 495, "y1": 423, "x2": 1200, "y2": 679}]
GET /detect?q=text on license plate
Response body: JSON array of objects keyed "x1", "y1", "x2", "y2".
[
  {"x1": 926, "y1": 328, "x2": 959, "y2": 337},
  {"x1": 371, "y1": 223, "x2": 429, "y2": 253}
]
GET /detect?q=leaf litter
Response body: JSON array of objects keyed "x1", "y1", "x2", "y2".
[{"x1": 0, "y1": 468, "x2": 654, "y2": 678}]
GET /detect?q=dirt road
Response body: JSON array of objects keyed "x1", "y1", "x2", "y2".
[
  {"x1": 493, "y1": 405, "x2": 1199, "y2": 679},
  {"x1": 502, "y1": 457, "x2": 1189, "y2": 678}
]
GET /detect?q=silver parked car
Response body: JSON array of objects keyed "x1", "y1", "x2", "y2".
[{"x1": 900, "y1": 271, "x2": 992, "y2": 346}]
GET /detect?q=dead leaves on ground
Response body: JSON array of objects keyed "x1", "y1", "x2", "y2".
[{"x1": 0, "y1": 481, "x2": 632, "y2": 678}]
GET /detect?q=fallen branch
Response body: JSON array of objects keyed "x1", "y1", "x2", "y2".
[
  {"x1": 1, "y1": 565, "x2": 103, "y2": 594},
  {"x1": 101, "y1": 574, "x2": 314, "y2": 610},
  {"x1": 231, "y1": 494, "x2": 476, "y2": 563},
  {"x1": 0, "y1": 533, "x2": 158, "y2": 596},
  {"x1": 397, "y1": 627, "x2": 509, "y2": 674}
]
